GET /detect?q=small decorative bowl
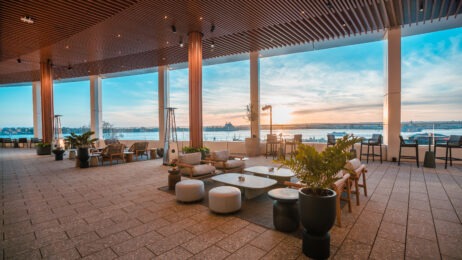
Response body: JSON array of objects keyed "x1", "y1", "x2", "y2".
[
  {"x1": 268, "y1": 167, "x2": 274, "y2": 172},
  {"x1": 238, "y1": 175, "x2": 246, "y2": 182}
]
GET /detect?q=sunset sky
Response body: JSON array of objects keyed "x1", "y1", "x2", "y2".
[{"x1": 1, "y1": 27, "x2": 461, "y2": 128}]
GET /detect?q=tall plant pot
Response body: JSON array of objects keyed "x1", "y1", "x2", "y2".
[
  {"x1": 168, "y1": 169, "x2": 181, "y2": 190},
  {"x1": 53, "y1": 150, "x2": 65, "y2": 160},
  {"x1": 299, "y1": 188, "x2": 337, "y2": 259},
  {"x1": 78, "y1": 147, "x2": 90, "y2": 168}
]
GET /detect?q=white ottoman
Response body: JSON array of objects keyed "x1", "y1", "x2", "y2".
[
  {"x1": 175, "y1": 180, "x2": 204, "y2": 202},
  {"x1": 209, "y1": 186, "x2": 241, "y2": 213}
]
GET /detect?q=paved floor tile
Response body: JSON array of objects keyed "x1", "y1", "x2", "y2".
[{"x1": 2, "y1": 149, "x2": 462, "y2": 259}]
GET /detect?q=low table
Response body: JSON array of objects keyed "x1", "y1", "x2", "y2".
[
  {"x1": 244, "y1": 166, "x2": 295, "y2": 184},
  {"x1": 212, "y1": 173, "x2": 277, "y2": 199},
  {"x1": 124, "y1": 152, "x2": 134, "y2": 162},
  {"x1": 268, "y1": 188, "x2": 299, "y2": 232}
]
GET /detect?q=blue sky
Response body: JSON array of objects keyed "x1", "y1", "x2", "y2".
[{"x1": 1, "y1": 27, "x2": 461, "y2": 128}]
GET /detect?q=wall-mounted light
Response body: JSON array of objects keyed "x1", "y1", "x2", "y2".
[{"x1": 20, "y1": 16, "x2": 34, "y2": 24}]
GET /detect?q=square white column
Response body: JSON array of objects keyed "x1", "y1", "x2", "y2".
[
  {"x1": 383, "y1": 28, "x2": 401, "y2": 161},
  {"x1": 158, "y1": 66, "x2": 169, "y2": 145},
  {"x1": 90, "y1": 76, "x2": 103, "y2": 141},
  {"x1": 32, "y1": 81, "x2": 42, "y2": 138},
  {"x1": 250, "y1": 51, "x2": 260, "y2": 139}
]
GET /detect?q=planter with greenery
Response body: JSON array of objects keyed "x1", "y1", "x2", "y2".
[
  {"x1": 65, "y1": 131, "x2": 98, "y2": 168},
  {"x1": 52, "y1": 147, "x2": 65, "y2": 160},
  {"x1": 36, "y1": 142, "x2": 52, "y2": 155},
  {"x1": 278, "y1": 135, "x2": 359, "y2": 259},
  {"x1": 182, "y1": 146, "x2": 210, "y2": 160}
]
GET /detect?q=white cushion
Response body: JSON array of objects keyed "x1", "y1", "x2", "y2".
[
  {"x1": 212, "y1": 150, "x2": 229, "y2": 161},
  {"x1": 349, "y1": 158, "x2": 362, "y2": 170},
  {"x1": 175, "y1": 180, "x2": 204, "y2": 202},
  {"x1": 224, "y1": 160, "x2": 245, "y2": 169},
  {"x1": 209, "y1": 186, "x2": 241, "y2": 213},
  {"x1": 192, "y1": 164, "x2": 216, "y2": 176},
  {"x1": 179, "y1": 152, "x2": 201, "y2": 165}
]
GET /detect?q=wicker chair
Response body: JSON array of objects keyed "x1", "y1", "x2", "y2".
[
  {"x1": 129, "y1": 142, "x2": 148, "y2": 160},
  {"x1": 99, "y1": 143, "x2": 125, "y2": 165}
]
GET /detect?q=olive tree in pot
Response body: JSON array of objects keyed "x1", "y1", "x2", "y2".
[
  {"x1": 278, "y1": 135, "x2": 359, "y2": 259},
  {"x1": 65, "y1": 131, "x2": 98, "y2": 168}
]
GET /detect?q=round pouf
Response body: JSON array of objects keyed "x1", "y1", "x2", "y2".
[
  {"x1": 175, "y1": 180, "x2": 204, "y2": 202},
  {"x1": 209, "y1": 186, "x2": 241, "y2": 213}
]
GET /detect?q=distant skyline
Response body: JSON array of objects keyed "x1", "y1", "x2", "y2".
[{"x1": 1, "y1": 27, "x2": 461, "y2": 128}]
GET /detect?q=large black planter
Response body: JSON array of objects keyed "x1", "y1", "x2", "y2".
[
  {"x1": 157, "y1": 148, "x2": 164, "y2": 158},
  {"x1": 52, "y1": 150, "x2": 65, "y2": 160},
  {"x1": 299, "y1": 188, "x2": 337, "y2": 259},
  {"x1": 78, "y1": 147, "x2": 90, "y2": 168},
  {"x1": 36, "y1": 146, "x2": 52, "y2": 155}
]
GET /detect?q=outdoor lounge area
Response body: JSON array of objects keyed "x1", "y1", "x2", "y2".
[
  {"x1": 1, "y1": 148, "x2": 462, "y2": 259},
  {"x1": 1, "y1": 1, "x2": 462, "y2": 259}
]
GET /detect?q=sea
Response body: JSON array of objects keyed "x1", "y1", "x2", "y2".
[{"x1": 3, "y1": 128, "x2": 461, "y2": 142}]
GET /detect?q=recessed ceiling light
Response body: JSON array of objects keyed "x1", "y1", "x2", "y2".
[
  {"x1": 65, "y1": 45, "x2": 69, "y2": 49},
  {"x1": 164, "y1": 15, "x2": 168, "y2": 20},
  {"x1": 118, "y1": 50, "x2": 122, "y2": 54},
  {"x1": 210, "y1": 40, "x2": 215, "y2": 48},
  {"x1": 83, "y1": 59, "x2": 87, "y2": 63},
  {"x1": 179, "y1": 40, "x2": 184, "y2": 48},
  {"x1": 88, "y1": 70, "x2": 91, "y2": 73},
  {"x1": 166, "y1": 41, "x2": 169, "y2": 44},
  {"x1": 20, "y1": 16, "x2": 34, "y2": 24},
  {"x1": 199, "y1": 17, "x2": 203, "y2": 21},
  {"x1": 116, "y1": 34, "x2": 121, "y2": 38},
  {"x1": 342, "y1": 22, "x2": 347, "y2": 27},
  {"x1": 301, "y1": 11, "x2": 305, "y2": 15},
  {"x1": 162, "y1": 57, "x2": 166, "y2": 60}
]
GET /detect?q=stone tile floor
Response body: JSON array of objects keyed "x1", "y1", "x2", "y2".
[{"x1": 1, "y1": 148, "x2": 461, "y2": 259}]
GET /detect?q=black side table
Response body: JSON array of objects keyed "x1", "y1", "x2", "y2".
[
  {"x1": 268, "y1": 188, "x2": 299, "y2": 232},
  {"x1": 423, "y1": 136, "x2": 436, "y2": 168}
]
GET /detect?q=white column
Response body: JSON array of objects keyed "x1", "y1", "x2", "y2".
[
  {"x1": 90, "y1": 76, "x2": 103, "y2": 141},
  {"x1": 383, "y1": 28, "x2": 401, "y2": 161},
  {"x1": 158, "y1": 66, "x2": 169, "y2": 145},
  {"x1": 250, "y1": 51, "x2": 260, "y2": 139},
  {"x1": 32, "y1": 81, "x2": 42, "y2": 138}
]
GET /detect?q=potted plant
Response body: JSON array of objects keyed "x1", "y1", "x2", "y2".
[
  {"x1": 167, "y1": 159, "x2": 180, "y2": 190},
  {"x1": 66, "y1": 131, "x2": 98, "y2": 168},
  {"x1": 244, "y1": 104, "x2": 260, "y2": 157},
  {"x1": 52, "y1": 146, "x2": 65, "y2": 160},
  {"x1": 278, "y1": 135, "x2": 359, "y2": 259},
  {"x1": 64, "y1": 135, "x2": 78, "y2": 160},
  {"x1": 36, "y1": 142, "x2": 52, "y2": 155},
  {"x1": 182, "y1": 146, "x2": 210, "y2": 160}
]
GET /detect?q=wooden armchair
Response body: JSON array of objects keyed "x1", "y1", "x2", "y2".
[
  {"x1": 344, "y1": 158, "x2": 368, "y2": 206},
  {"x1": 129, "y1": 142, "x2": 148, "y2": 160},
  {"x1": 284, "y1": 173, "x2": 352, "y2": 227},
  {"x1": 177, "y1": 152, "x2": 216, "y2": 179},
  {"x1": 210, "y1": 150, "x2": 245, "y2": 173},
  {"x1": 99, "y1": 143, "x2": 125, "y2": 165}
]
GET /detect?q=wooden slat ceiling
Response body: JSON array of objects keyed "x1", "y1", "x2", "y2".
[{"x1": 1, "y1": 0, "x2": 461, "y2": 85}]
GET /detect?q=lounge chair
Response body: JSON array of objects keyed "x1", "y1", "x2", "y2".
[
  {"x1": 129, "y1": 142, "x2": 149, "y2": 160},
  {"x1": 177, "y1": 152, "x2": 216, "y2": 179},
  {"x1": 99, "y1": 143, "x2": 125, "y2": 165},
  {"x1": 210, "y1": 150, "x2": 245, "y2": 173}
]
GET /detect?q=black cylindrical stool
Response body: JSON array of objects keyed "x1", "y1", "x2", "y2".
[{"x1": 268, "y1": 188, "x2": 299, "y2": 232}]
